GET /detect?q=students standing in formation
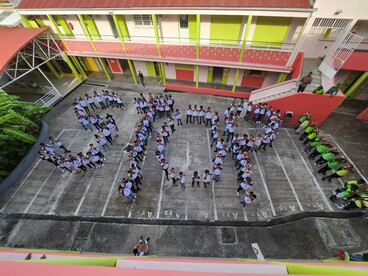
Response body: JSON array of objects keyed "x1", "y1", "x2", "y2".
[
  {"x1": 295, "y1": 113, "x2": 366, "y2": 211},
  {"x1": 38, "y1": 138, "x2": 106, "y2": 174}
]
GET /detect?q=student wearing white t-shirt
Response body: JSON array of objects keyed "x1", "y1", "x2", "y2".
[
  {"x1": 179, "y1": 171, "x2": 186, "y2": 189},
  {"x1": 213, "y1": 165, "x2": 222, "y2": 182},
  {"x1": 175, "y1": 109, "x2": 183, "y2": 126},
  {"x1": 241, "y1": 191, "x2": 257, "y2": 207},
  {"x1": 236, "y1": 177, "x2": 253, "y2": 196},
  {"x1": 192, "y1": 105, "x2": 199, "y2": 124},
  {"x1": 203, "y1": 170, "x2": 212, "y2": 188},
  {"x1": 186, "y1": 105, "x2": 193, "y2": 124}
]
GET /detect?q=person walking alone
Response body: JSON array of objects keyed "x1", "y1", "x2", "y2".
[
  {"x1": 138, "y1": 71, "x2": 145, "y2": 87},
  {"x1": 297, "y1": 72, "x2": 313, "y2": 92}
]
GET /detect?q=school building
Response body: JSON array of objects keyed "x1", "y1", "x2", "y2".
[{"x1": 1, "y1": 0, "x2": 368, "y2": 123}]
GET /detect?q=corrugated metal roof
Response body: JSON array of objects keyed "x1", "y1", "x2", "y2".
[
  {"x1": 16, "y1": 0, "x2": 313, "y2": 9},
  {"x1": 0, "y1": 27, "x2": 48, "y2": 73}
]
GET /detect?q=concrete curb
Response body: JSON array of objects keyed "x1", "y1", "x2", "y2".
[
  {"x1": 0, "y1": 121, "x2": 49, "y2": 195},
  {"x1": 3, "y1": 210, "x2": 365, "y2": 227}
]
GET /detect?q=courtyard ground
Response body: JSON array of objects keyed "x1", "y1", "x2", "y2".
[{"x1": 0, "y1": 81, "x2": 367, "y2": 259}]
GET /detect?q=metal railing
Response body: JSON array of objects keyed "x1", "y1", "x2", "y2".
[
  {"x1": 34, "y1": 87, "x2": 62, "y2": 107},
  {"x1": 46, "y1": 34, "x2": 295, "y2": 52},
  {"x1": 249, "y1": 79, "x2": 298, "y2": 103}
]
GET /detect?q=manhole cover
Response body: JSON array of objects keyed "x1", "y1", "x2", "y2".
[{"x1": 221, "y1": 227, "x2": 236, "y2": 244}]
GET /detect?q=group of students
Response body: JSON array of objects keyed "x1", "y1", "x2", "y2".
[
  {"x1": 72, "y1": 92, "x2": 121, "y2": 144},
  {"x1": 295, "y1": 113, "x2": 367, "y2": 210},
  {"x1": 38, "y1": 136, "x2": 107, "y2": 174},
  {"x1": 118, "y1": 103, "x2": 154, "y2": 202}
]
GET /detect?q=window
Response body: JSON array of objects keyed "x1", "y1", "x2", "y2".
[
  {"x1": 133, "y1": 15, "x2": 154, "y2": 26},
  {"x1": 179, "y1": 15, "x2": 188, "y2": 28}
]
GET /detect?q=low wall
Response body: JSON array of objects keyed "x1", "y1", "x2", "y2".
[
  {"x1": 264, "y1": 93, "x2": 346, "y2": 126},
  {"x1": 165, "y1": 84, "x2": 251, "y2": 99},
  {"x1": 0, "y1": 121, "x2": 49, "y2": 195}
]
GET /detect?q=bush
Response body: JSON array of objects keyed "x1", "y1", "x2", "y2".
[{"x1": 0, "y1": 91, "x2": 52, "y2": 182}]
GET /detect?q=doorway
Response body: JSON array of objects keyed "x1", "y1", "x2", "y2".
[{"x1": 213, "y1": 67, "x2": 224, "y2": 83}]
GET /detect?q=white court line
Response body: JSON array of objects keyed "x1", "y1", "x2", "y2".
[
  {"x1": 24, "y1": 167, "x2": 57, "y2": 213},
  {"x1": 185, "y1": 184, "x2": 188, "y2": 220},
  {"x1": 74, "y1": 171, "x2": 96, "y2": 216},
  {"x1": 44, "y1": 130, "x2": 81, "y2": 214},
  {"x1": 243, "y1": 207, "x2": 248, "y2": 221},
  {"x1": 101, "y1": 128, "x2": 136, "y2": 216},
  {"x1": 206, "y1": 129, "x2": 218, "y2": 221},
  {"x1": 0, "y1": 129, "x2": 67, "y2": 213},
  {"x1": 325, "y1": 134, "x2": 368, "y2": 184},
  {"x1": 251, "y1": 243, "x2": 265, "y2": 261},
  {"x1": 24, "y1": 129, "x2": 82, "y2": 214},
  {"x1": 285, "y1": 129, "x2": 333, "y2": 211},
  {"x1": 272, "y1": 145, "x2": 304, "y2": 212},
  {"x1": 155, "y1": 171, "x2": 165, "y2": 219},
  {"x1": 253, "y1": 153, "x2": 277, "y2": 216}
]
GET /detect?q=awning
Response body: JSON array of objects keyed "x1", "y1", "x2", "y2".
[{"x1": 0, "y1": 27, "x2": 48, "y2": 73}]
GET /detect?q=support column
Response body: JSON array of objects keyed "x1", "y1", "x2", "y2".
[
  {"x1": 345, "y1": 71, "x2": 368, "y2": 97},
  {"x1": 19, "y1": 14, "x2": 32, "y2": 28},
  {"x1": 160, "y1": 63, "x2": 166, "y2": 85},
  {"x1": 152, "y1": 14, "x2": 161, "y2": 56},
  {"x1": 195, "y1": 14, "x2": 201, "y2": 87},
  {"x1": 277, "y1": 73, "x2": 288, "y2": 83},
  {"x1": 112, "y1": 14, "x2": 138, "y2": 84},
  {"x1": 232, "y1": 15, "x2": 253, "y2": 92},
  {"x1": 77, "y1": 14, "x2": 111, "y2": 80},
  {"x1": 62, "y1": 53, "x2": 83, "y2": 82},
  {"x1": 47, "y1": 14, "x2": 86, "y2": 81}
]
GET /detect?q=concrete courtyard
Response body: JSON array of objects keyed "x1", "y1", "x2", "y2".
[{"x1": 0, "y1": 81, "x2": 367, "y2": 259}]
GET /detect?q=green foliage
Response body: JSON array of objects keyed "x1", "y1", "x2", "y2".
[{"x1": 0, "y1": 90, "x2": 52, "y2": 182}]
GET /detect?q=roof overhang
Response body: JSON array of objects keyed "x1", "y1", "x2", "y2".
[{"x1": 0, "y1": 27, "x2": 48, "y2": 73}]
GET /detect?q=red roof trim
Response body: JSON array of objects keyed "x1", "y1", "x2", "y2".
[
  {"x1": 16, "y1": 0, "x2": 313, "y2": 9},
  {"x1": 0, "y1": 27, "x2": 48, "y2": 73}
]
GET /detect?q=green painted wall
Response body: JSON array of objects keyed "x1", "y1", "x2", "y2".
[
  {"x1": 115, "y1": 15, "x2": 130, "y2": 39},
  {"x1": 189, "y1": 15, "x2": 197, "y2": 43},
  {"x1": 252, "y1": 17, "x2": 292, "y2": 48},
  {"x1": 207, "y1": 67, "x2": 213, "y2": 83},
  {"x1": 146, "y1": 61, "x2": 156, "y2": 77},
  {"x1": 83, "y1": 15, "x2": 101, "y2": 39},
  {"x1": 210, "y1": 15, "x2": 242, "y2": 45},
  {"x1": 56, "y1": 15, "x2": 74, "y2": 38},
  {"x1": 222, "y1": 68, "x2": 229, "y2": 84}
]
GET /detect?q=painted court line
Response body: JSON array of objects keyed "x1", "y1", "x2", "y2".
[
  {"x1": 23, "y1": 167, "x2": 57, "y2": 213},
  {"x1": 206, "y1": 129, "x2": 218, "y2": 221},
  {"x1": 325, "y1": 134, "x2": 368, "y2": 183},
  {"x1": 252, "y1": 153, "x2": 277, "y2": 216},
  {"x1": 272, "y1": 145, "x2": 304, "y2": 212},
  {"x1": 24, "y1": 129, "x2": 83, "y2": 214},
  {"x1": 155, "y1": 171, "x2": 165, "y2": 219},
  {"x1": 285, "y1": 129, "x2": 333, "y2": 211},
  {"x1": 251, "y1": 243, "x2": 265, "y2": 261},
  {"x1": 243, "y1": 207, "x2": 248, "y2": 221},
  {"x1": 1, "y1": 129, "x2": 67, "y2": 213},
  {"x1": 101, "y1": 128, "x2": 138, "y2": 216},
  {"x1": 74, "y1": 171, "x2": 96, "y2": 216}
]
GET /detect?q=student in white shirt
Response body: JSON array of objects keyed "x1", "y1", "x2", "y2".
[
  {"x1": 192, "y1": 105, "x2": 199, "y2": 124},
  {"x1": 260, "y1": 133, "x2": 272, "y2": 151},
  {"x1": 94, "y1": 91, "x2": 106, "y2": 109},
  {"x1": 175, "y1": 109, "x2": 183, "y2": 126},
  {"x1": 241, "y1": 191, "x2": 257, "y2": 207},
  {"x1": 179, "y1": 171, "x2": 186, "y2": 189},
  {"x1": 244, "y1": 101, "x2": 253, "y2": 121},
  {"x1": 236, "y1": 177, "x2": 254, "y2": 196},
  {"x1": 192, "y1": 171, "x2": 200, "y2": 187},
  {"x1": 186, "y1": 105, "x2": 193, "y2": 124},
  {"x1": 213, "y1": 165, "x2": 222, "y2": 182},
  {"x1": 203, "y1": 170, "x2": 212, "y2": 188},
  {"x1": 205, "y1": 108, "x2": 213, "y2": 127},
  {"x1": 198, "y1": 106, "x2": 205, "y2": 124},
  {"x1": 169, "y1": 168, "x2": 178, "y2": 186}
]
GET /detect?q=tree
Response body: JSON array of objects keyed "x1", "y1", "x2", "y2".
[{"x1": 0, "y1": 90, "x2": 52, "y2": 182}]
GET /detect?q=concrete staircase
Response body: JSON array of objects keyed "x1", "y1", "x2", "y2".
[{"x1": 301, "y1": 67, "x2": 322, "y2": 91}]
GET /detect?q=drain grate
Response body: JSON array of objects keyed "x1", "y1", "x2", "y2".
[{"x1": 221, "y1": 227, "x2": 236, "y2": 244}]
